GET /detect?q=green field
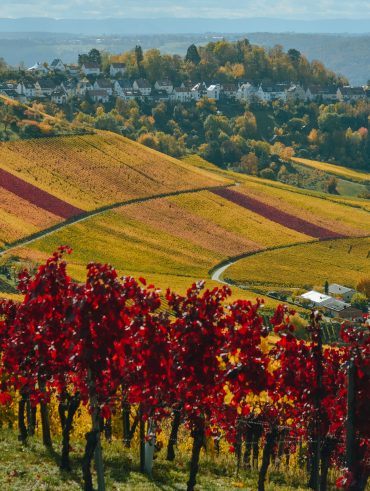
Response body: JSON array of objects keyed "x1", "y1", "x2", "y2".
[
  {"x1": 292, "y1": 157, "x2": 370, "y2": 184},
  {"x1": 0, "y1": 429, "x2": 312, "y2": 491}
]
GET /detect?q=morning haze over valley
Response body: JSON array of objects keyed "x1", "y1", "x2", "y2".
[{"x1": 0, "y1": 1, "x2": 369, "y2": 490}]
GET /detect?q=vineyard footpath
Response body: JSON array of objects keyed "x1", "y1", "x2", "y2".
[{"x1": 0, "y1": 247, "x2": 368, "y2": 491}]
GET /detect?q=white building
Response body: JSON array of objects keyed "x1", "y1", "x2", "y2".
[
  {"x1": 191, "y1": 82, "x2": 207, "y2": 101},
  {"x1": 306, "y1": 86, "x2": 338, "y2": 102},
  {"x1": 133, "y1": 79, "x2": 152, "y2": 96},
  {"x1": 286, "y1": 84, "x2": 307, "y2": 102},
  {"x1": 87, "y1": 89, "x2": 109, "y2": 103},
  {"x1": 17, "y1": 81, "x2": 35, "y2": 98},
  {"x1": 76, "y1": 78, "x2": 93, "y2": 96},
  {"x1": 93, "y1": 79, "x2": 113, "y2": 96},
  {"x1": 81, "y1": 62, "x2": 101, "y2": 76},
  {"x1": 154, "y1": 80, "x2": 173, "y2": 94},
  {"x1": 171, "y1": 87, "x2": 193, "y2": 103},
  {"x1": 109, "y1": 63, "x2": 126, "y2": 77},
  {"x1": 236, "y1": 82, "x2": 258, "y2": 102},
  {"x1": 336, "y1": 86, "x2": 365, "y2": 102},
  {"x1": 27, "y1": 62, "x2": 49, "y2": 74},
  {"x1": 300, "y1": 291, "x2": 332, "y2": 305},
  {"x1": 221, "y1": 84, "x2": 238, "y2": 99},
  {"x1": 120, "y1": 89, "x2": 143, "y2": 101},
  {"x1": 34, "y1": 79, "x2": 58, "y2": 97},
  {"x1": 61, "y1": 80, "x2": 77, "y2": 97},
  {"x1": 207, "y1": 84, "x2": 221, "y2": 100},
  {"x1": 50, "y1": 58, "x2": 65, "y2": 72},
  {"x1": 257, "y1": 84, "x2": 288, "y2": 102},
  {"x1": 51, "y1": 88, "x2": 68, "y2": 105},
  {"x1": 114, "y1": 79, "x2": 132, "y2": 96},
  {"x1": 328, "y1": 284, "x2": 356, "y2": 302}
]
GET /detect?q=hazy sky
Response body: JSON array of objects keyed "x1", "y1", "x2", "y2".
[{"x1": 0, "y1": 0, "x2": 369, "y2": 19}]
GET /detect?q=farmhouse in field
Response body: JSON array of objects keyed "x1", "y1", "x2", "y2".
[
  {"x1": 328, "y1": 283, "x2": 356, "y2": 302},
  {"x1": 300, "y1": 289, "x2": 362, "y2": 319}
]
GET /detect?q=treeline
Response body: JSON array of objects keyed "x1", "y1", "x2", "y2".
[
  {"x1": 0, "y1": 97, "x2": 89, "y2": 140},
  {"x1": 109, "y1": 39, "x2": 346, "y2": 86},
  {"x1": 74, "y1": 96, "x2": 370, "y2": 181}
]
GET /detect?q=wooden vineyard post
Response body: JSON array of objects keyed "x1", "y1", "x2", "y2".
[
  {"x1": 38, "y1": 378, "x2": 52, "y2": 448},
  {"x1": 309, "y1": 313, "x2": 323, "y2": 491},
  {"x1": 346, "y1": 358, "x2": 356, "y2": 470},
  {"x1": 87, "y1": 370, "x2": 105, "y2": 491},
  {"x1": 314, "y1": 323, "x2": 323, "y2": 491},
  {"x1": 92, "y1": 406, "x2": 105, "y2": 491},
  {"x1": 139, "y1": 406, "x2": 146, "y2": 473},
  {"x1": 144, "y1": 418, "x2": 156, "y2": 476}
]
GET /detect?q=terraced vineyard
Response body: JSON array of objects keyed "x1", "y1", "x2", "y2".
[
  {"x1": 12, "y1": 190, "x2": 306, "y2": 300},
  {"x1": 0, "y1": 131, "x2": 229, "y2": 211},
  {"x1": 0, "y1": 132, "x2": 230, "y2": 248},
  {"x1": 1, "y1": 139, "x2": 369, "y2": 304}
]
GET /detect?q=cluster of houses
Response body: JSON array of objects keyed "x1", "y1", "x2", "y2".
[
  {"x1": 299, "y1": 283, "x2": 365, "y2": 320},
  {"x1": 1, "y1": 57, "x2": 369, "y2": 106}
]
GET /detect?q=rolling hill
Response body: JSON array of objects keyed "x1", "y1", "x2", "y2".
[
  {"x1": 0, "y1": 134, "x2": 369, "y2": 305},
  {"x1": 224, "y1": 237, "x2": 370, "y2": 292},
  {"x1": 0, "y1": 131, "x2": 229, "y2": 248}
]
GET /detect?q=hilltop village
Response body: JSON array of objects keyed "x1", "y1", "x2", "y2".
[
  {"x1": 1, "y1": 56, "x2": 369, "y2": 105},
  {"x1": 1, "y1": 43, "x2": 370, "y2": 181}
]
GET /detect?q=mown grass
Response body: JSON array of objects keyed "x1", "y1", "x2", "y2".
[
  {"x1": 0, "y1": 429, "x2": 329, "y2": 490},
  {"x1": 336, "y1": 178, "x2": 368, "y2": 197},
  {"x1": 292, "y1": 157, "x2": 370, "y2": 184}
]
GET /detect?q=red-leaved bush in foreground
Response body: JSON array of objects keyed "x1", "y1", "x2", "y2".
[{"x1": 0, "y1": 248, "x2": 368, "y2": 491}]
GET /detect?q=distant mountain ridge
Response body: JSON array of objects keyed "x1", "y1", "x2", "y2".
[{"x1": 1, "y1": 17, "x2": 370, "y2": 35}]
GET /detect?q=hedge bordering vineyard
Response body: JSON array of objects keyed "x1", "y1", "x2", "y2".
[{"x1": 0, "y1": 247, "x2": 368, "y2": 491}]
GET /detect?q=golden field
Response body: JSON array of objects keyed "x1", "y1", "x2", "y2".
[
  {"x1": 3, "y1": 186, "x2": 315, "y2": 307},
  {"x1": 0, "y1": 188, "x2": 61, "y2": 247},
  {"x1": 0, "y1": 131, "x2": 229, "y2": 210},
  {"x1": 225, "y1": 237, "x2": 370, "y2": 290},
  {"x1": 1, "y1": 141, "x2": 368, "y2": 306},
  {"x1": 232, "y1": 181, "x2": 370, "y2": 236},
  {"x1": 184, "y1": 154, "x2": 370, "y2": 212}
]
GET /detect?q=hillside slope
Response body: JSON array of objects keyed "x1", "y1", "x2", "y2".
[
  {"x1": 0, "y1": 131, "x2": 230, "y2": 247},
  {"x1": 1, "y1": 140, "x2": 369, "y2": 303}
]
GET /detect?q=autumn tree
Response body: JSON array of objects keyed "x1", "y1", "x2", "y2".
[
  {"x1": 185, "y1": 44, "x2": 201, "y2": 65},
  {"x1": 357, "y1": 278, "x2": 370, "y2": 299}
]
